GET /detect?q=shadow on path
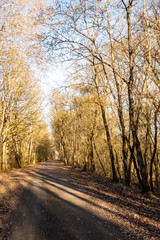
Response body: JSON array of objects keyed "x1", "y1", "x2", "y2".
[
  {"x1": 6, "y1": 160, "x2": 160, "y2": 240},
  {"x1": 7, "y1": 161, "x2": 124, "y2": 240}
]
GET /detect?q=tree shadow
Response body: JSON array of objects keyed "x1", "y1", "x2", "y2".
[
  {"x1": 29, "y1": 161, "x2": 160, "y2": 222},
  {"x1": 6, "y1": 160, "x2": 160, "y2": 240},
  {"x1": 7, "y1": 183, "x2": 126, "y2": 240}
]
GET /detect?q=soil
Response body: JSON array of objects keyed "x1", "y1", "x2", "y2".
[{"x1": 0, "y1": 160, "x2": 160, "y2": 240}]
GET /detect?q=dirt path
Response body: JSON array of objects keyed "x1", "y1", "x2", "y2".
[
  {"x1": 5, "y1": 160, "x2": 123, "y2": 240},
  {"x1": 1, "y1": 160, "x2": 160, "y2": 240}
]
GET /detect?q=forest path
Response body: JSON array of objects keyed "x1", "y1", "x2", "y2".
[{"x1": 7, "y1": 160, "x2": 122, "y2": 240}]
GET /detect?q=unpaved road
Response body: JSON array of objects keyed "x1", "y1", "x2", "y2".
[{"x1": 6, "y1": 160, "x2": 123, "y2": 240}]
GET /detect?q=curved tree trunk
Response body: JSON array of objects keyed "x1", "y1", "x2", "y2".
[{"x1": 121, "y1": 0, "x2": 150, "y2": 192}]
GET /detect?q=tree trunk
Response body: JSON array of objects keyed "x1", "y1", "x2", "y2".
[
  {"x1": 154, "y1": 153, "x2": 159, "y2": 192},
  {"x1": 124, "y1": 1, "x2": 150, "y2": 192},
  {"x1": 100, "y1": 103, "x2": 118, "y2": 182},
  {"x1": 28, "y1": 139, "x2": 32, "y2": 164},
  {"x1": 2, "y1": 141, "x2": 7, "y2": 171},
  {"x1": 0, "y1": 135, "x2": 3, "y2": 171},
  {"x1": 150, "y1": 105, "x2": 159, "y2": 192},
  {"x1": 106, "y1": 3, "x2": 129, "y2": 185},
  {"x1": 94, "y1": 142, "x2": 106, "y2": 176},
  {"x1": 115, "y1": 150, "x2": 122, "y2": 180},
  {"x1": 130, "y1": 144, "x2": 143, "y2": 188}
]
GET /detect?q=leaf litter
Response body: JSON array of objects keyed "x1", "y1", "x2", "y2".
[{"x1": 0, "y1": 160, "x2": 160, "y2": 240}]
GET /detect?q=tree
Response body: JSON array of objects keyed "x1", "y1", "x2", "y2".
[
  {"x1": 39, "y1": 0, "x2": 160, "y2": 192},
  {"x1": 0, "y1": 0, "x2": 52, "y2": 171}
]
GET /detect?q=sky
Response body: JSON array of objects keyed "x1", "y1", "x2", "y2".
[
  {"x1": 37, "y1": 63, "x2": 68, "y2": 128},
  {"x1": 40, "y1": 66, "x2": 67, "y2": 94}
]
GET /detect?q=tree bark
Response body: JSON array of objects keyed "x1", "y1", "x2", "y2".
[
  {"x1": 124, "y1": 0, "x2": 150, "y2": 192},
  {"x1": 94, "y1": 142, "x2": 106, "y2": 176},
  {"x1": 150, "y1": 105, "x2": 159, "y2": 192},
  {"x1": 106, "y1": 5, "x2": 129, "y2": 184}
]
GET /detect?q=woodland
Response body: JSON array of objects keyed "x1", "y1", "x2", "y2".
[
  {"x1": 0, "y1": 0, "x2": 160, "y2": 194},
  {"x1": 0, "y1": 0, "x2": 53, "y2": 172}
]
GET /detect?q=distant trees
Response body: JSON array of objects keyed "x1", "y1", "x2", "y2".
[
  {"x1": 0, "y1": 0, "x2": 53, "y2": 171},
  {"x1": 42, "y1": 0, "x2": 159, "y2": 193}
]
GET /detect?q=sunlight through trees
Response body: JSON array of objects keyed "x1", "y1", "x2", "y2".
[
  {"x1": 0, "y1": 0, "x2": 159, "y2": 194},
  {"x1": 41, "y1": 0, "x2": 160, "y2": 193},
  {"x1": 0, "y1": 0, "x2": 53, "y2": 171}
]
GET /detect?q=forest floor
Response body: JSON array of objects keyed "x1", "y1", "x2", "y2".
[
  {"x1": 0, "y1": 160, "x2": 160, "y2": 240},
  {"x1": 0, "y1": 163, "x2": 42, "y2": 239}
]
